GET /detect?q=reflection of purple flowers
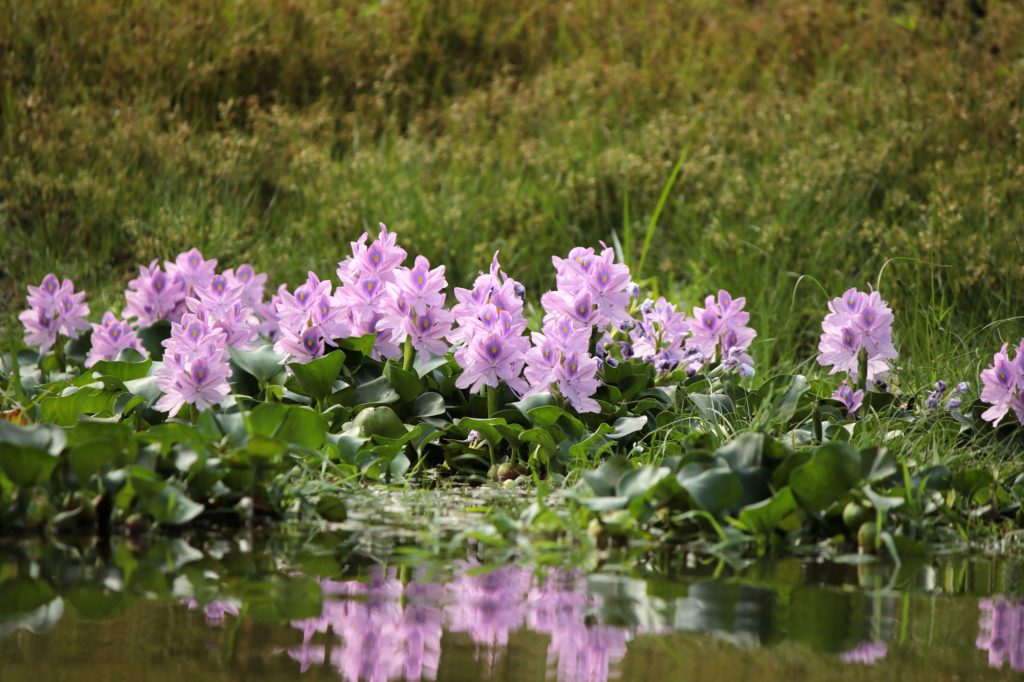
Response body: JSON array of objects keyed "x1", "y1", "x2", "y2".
[
  {"x1": 184, "y1": 598, "x2": 240, "y2": 627},
  {"x1": 281, "y1": 563, "x2": 629, "y2": 682},
  {"x1": 839, "y1": 640, "x2": 888, "y2": 665},
  {"x1": 977, "y1": 598, "x2": 1024, "y2": 671}
]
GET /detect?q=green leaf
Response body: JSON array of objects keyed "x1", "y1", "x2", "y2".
[
  {"x1": 581, "y1": 455, "x2": 633, "y2": 497},
  {"x1": 860, "y1": 446, "x2": 898, "y2": 482},
  {"x1": 337, "y1": 333, "x2": 377, "y2": 357},
  {"x1": 247, "y1": 403, "x2": 327, "y2": 450},
  {"x1": 608, "y1": 415, "x2": 647, "y2": 440},
  {"x1": 616, "y1": 466, "x2": 671, "y2": 500},
  {"x1": 39, "y1": 386, "x2": 119, "y2": 426},
  {"x1": 413, "y1": 354, "x2": 450, "y2": 378},
  {"x1": 129, "y1": 468, "x2": 204, "y2": 525},
  {"x1": 759, "y1": 374, "x2": 810, "y2": 425},
  {"x1": 137, "y1": 321, "x2": 171, "y2": 360},
  {"x1": 679, "y1": 467, "x2": 743, "y2": 515},
  {"x1": 289, "y1": 350, "x2": 346, "y2": 403},
  {"x1": 65, "y1": 421, "x2": 136, "y2": 479},
  {"x1": 0, "y1": 421, "x2": 66, "y2": 486},
  {"x1": 789, "y1": 442, "x2": 863, "y2": 513},
  {"x1": 383, "y1": 362, "x2": 423, "y2": 403},
  {"x1": 412, "y1": 392, "x2": 446, "y2": 418},
  {"x1": 352, "y1": 376, "x2": 400, "y2": 407},
  {"x1": 88, "y1": 356, "x2": 153, "y2": 382},
  {"x1": 353, "y1": 406, "x2": 408, "y2": 439},
  {"x1": 862, "y1": 485, "x2": 905, "y2": 512},
  {"x1": 735, "y1": 487, "x2": 799, "y2": 535},
  {"x1": 229, "y1": 344, "x2": 286, "y2": 384}
]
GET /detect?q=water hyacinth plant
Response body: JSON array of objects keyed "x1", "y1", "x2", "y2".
[
  {"x1": 980, "y1": 340, "x2": 1024, "y2": 427},
  {"x1": 3, "y1": 230, "x2": 1024, "y2": 553},
  {"x1": 817, "y1": 287, "x2": 898, "y2": 415}
]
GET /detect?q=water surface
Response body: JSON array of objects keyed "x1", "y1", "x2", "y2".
[{"x1": 1, "y1": 530, "x2": 1023, "y2": 681}]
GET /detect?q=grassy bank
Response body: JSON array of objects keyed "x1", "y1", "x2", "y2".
[{"x1": 3, "y1": 0, "x2": 1023, "y2": 383}]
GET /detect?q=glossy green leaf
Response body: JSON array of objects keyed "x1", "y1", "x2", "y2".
[
  {"x1": 679, "y1": 467, "x2": 743, "y2": 515},
  {"x1": 353, "y1": 406, "x2": 407, "y2": 439},
  {"x1": 229, "y1": 344, "x2": 286, "y2": 384},
  {"x1": 383, "y1": 362, "x2": 423, "y2": 403},
  {"x1": 735, "y1": 486, "x2": 799, "y2": 535},
  {"x1": 789, "y1": 442, "x2": 862, "y2": 513},
  {"x1": 289, "y1": 350, "x2": 347, "y2": 403},
  {"x1": 248, "y1": 403, "x2": 327, "y2": 450},
  {"x1": 0, "y1": 421, "x2": 66, "y2": 486}
]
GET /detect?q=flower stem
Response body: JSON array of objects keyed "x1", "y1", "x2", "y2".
[
  {"x1": 402, "y1": 337, "x2": 414, "y2": 372},
  {"x1": 857, "y1": 348, "x2": 868, "y2": 393},
  {"x1": 486, "y1": 384, "x2": 498, "y2": 470}
]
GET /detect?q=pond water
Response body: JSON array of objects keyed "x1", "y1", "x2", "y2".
[{"x1": 1, "y1": 528, "x2": 1023, "y2": 681}]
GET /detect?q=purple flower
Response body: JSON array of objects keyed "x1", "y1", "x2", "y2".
[
  {"x1": 977, "y1": 598, "x2": 1024, "y2": 671},
  {"x1": 980, "y1": 343, "x2": 1022, "y2": 427},
  {"x1": 833, "y1": 381, "x2": 864, "y2": 416},
  {"x1": 225, "y1": 263, "x2": 267, "y2": 307},
  {"x1": 154, "y1": 353, "x2": 231, "y2": 416},
  {"x1": 686, "y1": 290, "x2": 757, "y2": 371},
  {"x1": 19, "y1": 274, "x2": 91, "y2": 354},
  {"x1": 956, "y1": 381, "x2": 971, "y2": 395},
  {"x1": 166, "y1": 247, "x2": 217, "y2": 294},
  {"x1": 273, "y1": 274, "x2": 350, "y2": 363},
  {"x1": 454, "y1": 331, "x2": 528, "y2": 394},
  {"x1": 817, "y1": 288, "x2": 896, "y2": 387},
  {"x1": 86, "y1": 312, "x2": 148, "y2": 367},
  {"x1": 524, "y1": 336, "x2": 562, "y2": 393},
  {"x1": 188, "y1": 273, "x2": 244, "y2": 319},
  {"x1": 337, "y1": 222, "x2": 407, "y2": 285},
  {"x1": 557, "y1": 351, "x2": 601, "y2": 413},
  {"x1": 124, "y1": 260, "x2": 186, "y2": 326},
  {"x1": 631, "y1": 297, "x2": 689, "y2": 373},
  {"x1": 840, "y1": 640, "x2": 888, "y2": 665},
  {"x1": 452, "y1": 253, "x2": 530, "y2": 394},
  {"x1": 404, "y1": 306, "x2": 454, "y2": 358},
  {"x1": 18, "y1": 307, "x2": 61, "y2": 355},
  {"x1": 392, "y1": 255, "x2": 446, "y2": 314}
]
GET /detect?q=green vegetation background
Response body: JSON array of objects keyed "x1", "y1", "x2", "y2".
[{"x1": 2, "y1": 0, "x2": 1022, "y2": 386}]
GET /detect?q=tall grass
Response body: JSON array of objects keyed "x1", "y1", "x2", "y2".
[{"x1": 2, "y1": 0, "x2": 1022, "y2": 385}]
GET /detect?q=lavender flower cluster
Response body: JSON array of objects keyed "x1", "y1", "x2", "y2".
[
  {"x1": 19, "y1": 228, "x2": 761, "y2": 419},
  {"x1": 979, "y1": 341, "x2": 1024, "y2": 427},
  {"x1": 816, "y1": 288, "x2": 897, "y2": 415}
]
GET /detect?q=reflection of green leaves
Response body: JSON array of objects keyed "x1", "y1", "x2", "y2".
[
  {"x1": 245, "y1": 576, "x2": 323, "y2": 622},
  {"x1": 0, "y1": 578, "x2": 57, "y2": 615}
]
